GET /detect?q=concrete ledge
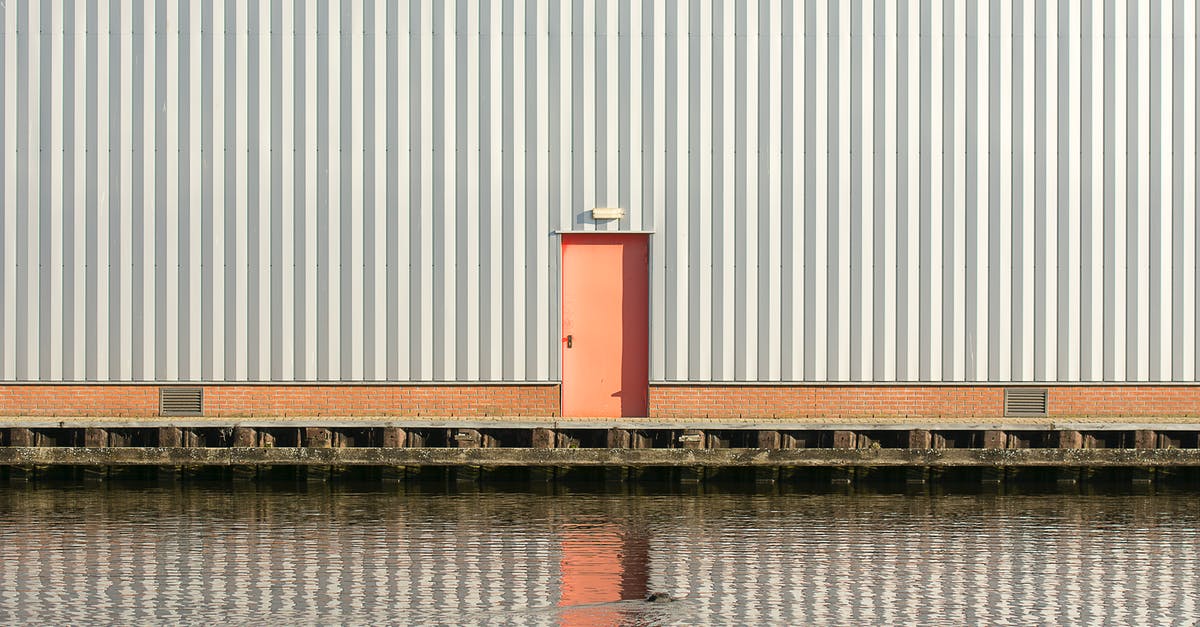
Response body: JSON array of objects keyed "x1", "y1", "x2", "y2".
[
  {"x1": 2, "y1": 447, "x2": 1200, "y2": 467},
  {"x1": 2, "y1": 416, "x2": 1200, "y2": 431}
]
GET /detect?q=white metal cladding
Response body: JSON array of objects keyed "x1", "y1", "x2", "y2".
[{"x1": 1, "y1": 0, "x2": 1199, "y2": 384}]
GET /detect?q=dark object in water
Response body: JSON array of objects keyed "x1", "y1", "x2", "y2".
[{"x1": 646, "y1": 592, "x2": 676, "y2": 603}]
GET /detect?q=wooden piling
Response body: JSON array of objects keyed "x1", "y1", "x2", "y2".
[
  {"x1": 679, "y1": 430, "x2": 706, "y2": 449},
  {"x1": 305, "y1": 427, "x2": 333, "y2": 448},
  {"x1": 157, "y1": 427, "x2": 183, "y2": 447},
  {"x1": 9, "y1": 428, "x2": 35, "y2": 447},
  {"x1": 1058, "y1": 430, "x2": 1083, "y2": 449},
  {"x1": 908, "y1": 429, "x2": 932, "y2": 450},
  {"x1": 233, "y1": 427, "x2": 257, "y2": 447},
  {"x1": 984, "y1": 430, "x2": 1007, "y2": 449},
  {"x1": 382, "y1": 427, "x2": 406, "y2": 448},
  {"x1": 1135, "y1": 430, "x2": 1157, "y2": 450},
  {"x1": 832, "y1": 430, "x2": 857, "y2": 449},
  {"x1": 607, "y1": 429, "x2": 651, "y2": 449},
  {"x1": 84, "y1": 428, "x2": 108, "y2": 448},
  {"x1": 532, "y1": 428, "x2": 556, "y2": 448}
]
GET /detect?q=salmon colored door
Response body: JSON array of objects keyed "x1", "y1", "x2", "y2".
[{"x1": 561, "y1": 234, "x2": 649, "y2": 417}]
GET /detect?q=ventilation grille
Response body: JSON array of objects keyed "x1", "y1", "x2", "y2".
[
  {"x1": 1004, "y1": 388, "x2": 1048, "y2": 417},
  {"x1": 160, "y1": 387, "x2": 203, "y2": 416}
]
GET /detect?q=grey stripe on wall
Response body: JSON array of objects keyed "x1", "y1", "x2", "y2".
[{"x1": 1, "y1": 0, "x2": 1199, "y2": 384}]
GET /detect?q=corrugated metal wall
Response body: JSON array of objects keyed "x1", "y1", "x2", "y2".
[{"x1": 1, "y1": 0, "x2": 1198, "y2": 384}]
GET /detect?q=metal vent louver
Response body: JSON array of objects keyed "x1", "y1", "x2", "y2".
[
  {"x1": 160, "y1": 387, "x2": 203, "y2": 416},
  {"x1": 1004, "y1": 388, "x2": 1048, "y2": 417}
]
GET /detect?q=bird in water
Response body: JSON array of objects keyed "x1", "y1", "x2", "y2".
[{"x1": 645, "y1": 592, "x2": 676, "y2": 603}]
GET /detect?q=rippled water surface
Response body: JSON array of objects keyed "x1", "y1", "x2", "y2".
[{"x1": 1, "y1": 481, "x2": 1198, "y2": 625}]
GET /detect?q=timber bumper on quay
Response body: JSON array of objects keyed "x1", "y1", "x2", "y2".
[{"x1": 3, "y1": 420, "x2": 1200, "y2": 474}]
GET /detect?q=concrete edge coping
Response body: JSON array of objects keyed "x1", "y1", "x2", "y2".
[{"x1": 1, "y1": 416, "x2": 1199, "y2": 431}]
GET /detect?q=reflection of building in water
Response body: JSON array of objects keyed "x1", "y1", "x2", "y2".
[{"x1": 1, "y1": 490, "x2": 1199, "y2": 624}]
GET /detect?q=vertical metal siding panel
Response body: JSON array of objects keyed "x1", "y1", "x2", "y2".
[
  {"x1": 649, "y1": 0, "x2": 665, "y2": 381},
  {"x1": 138, "y1": 0, "x2": 154, "y2": 380},
  {"x1": 1181, "y1": 0, "x2": 1198, "y2": 381},
  {"x1": 716, "y1": 0, "x2": 735, "y2": 380},
  {"x1": 991, "y1": 0, "x2": 1012, "y2": 381},
  {"x1": 363, "y1": 0, "x2": 380, "y2": 380},
  {"x1": 672, "y1": 0, "x2": 690, "y2": 379},
  {"x1": 627, "y1": 0, "x2": 644, "y2": 233},
  {"x1": 1081, "y1": 0, "x2": 1104, "y2": 381},
  {"x1": 18, "y1": 0, "x2": 38, "y2": 380},
  {"x1": 279, "y1": 0, "x2": 296, "y2": 381},
  {"x1": 1064, "y1": 0, "x2": 1083, "y2": 381},
  {"x1": 63, "y1": 0, "x2": 80, "y2": 380},
  {"x1": 461, "y1": 0, "x2": 480, "y2": 380},
  {"x1": 1131, "y1": 0, "x2": 1150, "y2": 380},
  {"x1": 532, "y1": 0, "x2": 549, "y2": 381},
  {"x1": 948, "y1": 0, "x2": 966, "y2": 381},
  {"x1": 484, "y1": 0, "x2": 502, "y2": 380},
  {"x1": 117, "y1": 2, "x2": 132, "y2": 380},
  {"x1": 965, "y1": 0, "x2": 988, "y2": 381},
  {"x1": 1105, "y1": 0, "x2": 1127, "y2": 380},
  {"x1": 852, "y1": 0, "x2": 873, "y2": 381},
  {"x1": 1150, "y1": 0, "x2": 1172, "y2": 380},
  {"x1": 879, "y1": 0, "x2": 897, "y2": 381},
  {"x1": 1041, "y1": 0, "x2": 1061, "y2": 380},
  {"x1": 921, "y1": 0, "x2": 944, "y2": 381},
  {"x1": 694, "y1": 0, "x2": 714, "y2": 381},
  {"x1": 872, "y1": 0, "x2": 890, "y2": 380},
  {"x1": 429, "y1": 0, "x2": 447, "y2": 380},
  {"x1": 389, "y1": 0, "x2": 409, "y2": 380},
  {"x1": 509, "y1": 0, "x2": 527, "y2": 379},
  {"x1": 806, "y1": 0, "x2": 827, "y2": 380},
  {"x1": 433, "y1": 0, "x2": 453, "y2": 380},
  {"x1": 657, "y1": 0, "x2": 676, "y2": 372},
  {"x1": 831, "y1": 0, "x2": 849, "y2": 381},
  {"x1": 209, "y1": 0, "x2": 225, "y2": 381},
  {"x1": 784, "y1": 0, "x2": 805, "y2": 382},
  {"x1": 901, "y1": 0, "x2": 920, "y2": 379},
  {"x1": 415, "y1": 0, "x2": 432, "y2": 380},
  {"x1": 603, "y1": 0, "x2": 618, "y2": 234},
  {"x1": 46, "y1": 1, "x2": 62, "y2": 380},
  {"x1": 257, "y1": 0, "x2": 273, "y2": 379},
  {"x1": 232, "y1": 0, "x2": 248, "y2": 380},
  {"x1": 344, "y1": 0, "x2": 361, "y2": 381},
  {"x1": 740, "y1": 0, "x2": 758, "y2": 381},
  {"x1": 322, "y1": 0, "x2": 341, "y2": 380},
  {"x1": 456, "y1": 0, "x2": 480, "y2": 379},
  {"x1": 198, "y1": 0, "x2": 212, "y2": 380},
  {"x1": 184, "y1": 0, "x2": 201, "y2": 381},
  {"x1": 760, "y1": 0, "x2": 780, "y2": 381},
  {"x1": 580, "y1": 0, "x2": 594, "y2": 236},
  {"x1": 1016, "y1": 0, "x2": 1035, "y2": 381},
  {"x1": 0, "y1": 0, "x2": 9, "y2": 379},
  {"x1": 161, "y1": 0, "x2": 178, "y2": 380},
  {"x1": 548, "y1": 0, "x2": 564, "y2": 381},
  {"x1": 301, "y1": 0, "x2": 319, "y2": 380},
  {"x1": 95, "y1": 0, "x2": 110, "y2": 380}
]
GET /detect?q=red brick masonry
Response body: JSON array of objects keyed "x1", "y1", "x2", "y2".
[
  {"x1": 0, "y1": 383, "x2": 1197, "y2": 419},
  {"x1": 0, "y1": 384, "x2": 560, "y2": 417},
  {"x1": 649, "y1": 385, "x2": 1200, "y2": 419}
]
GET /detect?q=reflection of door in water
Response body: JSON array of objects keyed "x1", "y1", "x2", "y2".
[
  {"x1": 558, "y1": 526, "x2": 651, "y2": 626},
  {"x1": 561, "y1": 234, "x2": 649, "y2": 417}
]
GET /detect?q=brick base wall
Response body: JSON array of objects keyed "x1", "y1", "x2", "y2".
[
  {"x1": 649, "y1": 385, "x2": 1200, "y2": 419},
  {"x1": 2, "y1": 383, "x2": 1198, "y2": 419},
  {"x1": 0, "y1": 384, "x2": 560, "y2": 417}
]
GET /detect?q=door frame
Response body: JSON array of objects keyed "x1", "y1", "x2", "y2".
[{"x1": 556, "y1": 231, "x2": 652, "y2": 418}]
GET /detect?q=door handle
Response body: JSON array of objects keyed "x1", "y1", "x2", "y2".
[{"x1": 566, "y1": 335, "x2": 573, "y2": 348}]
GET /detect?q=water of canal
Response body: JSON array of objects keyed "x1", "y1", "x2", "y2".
[{"x1": 0, "y1": 478, "x2": 1197, "y2": 625}]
